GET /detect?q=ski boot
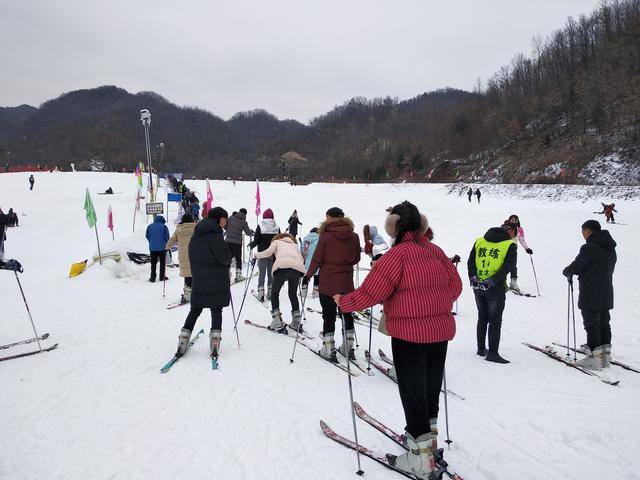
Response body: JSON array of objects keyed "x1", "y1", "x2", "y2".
[
  {"x1": 319, "y1": 332, "x2": 338, "y2": 363},
  {"x1": 429, "y1": 419, "x2": 447, "y2": 467},
  {"x1": 268, "y1": 308, "x2": 287, "y2": 334},
  {"x1": 180, "y1": 285, "x2": 191, "y2": 304},
  {"x1": 235, "y1": 269, "x2": 245, "y2": 283},
  {"x1": 257, "y1": 286, "x2": 265, "y2": 302},
  {"x1": 576, "y1": 345, "x2": 603, "y2": 370},
  {"x1": 176, "y1": 328, "x2": 192, "y2": 357},
  {"x1": 387, "y1": 432, "x2": 442, "y2": 480},
  {"x1": 338, "y1": 329, "x2": 356, "y2": 361},
  {"x1": 602, "y1": 344, "x2": 611, "y2": 368},
  {"x1": 209, "y1": 330, "x2": 222, "y2": 358},
  {"x1": 288, "y1": 310, "x2": 304, "y2": 334}
]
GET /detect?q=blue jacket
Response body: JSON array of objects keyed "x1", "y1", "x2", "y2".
[
  {"x1": 146, "y1": 216, "x2": 170, "y2": 252},
  {"x1": 190, "y1": 203, "x2": 200, "y2": 218},
  {"x1": 300, "y1": 231, "x2": 319, "y2": 270}
]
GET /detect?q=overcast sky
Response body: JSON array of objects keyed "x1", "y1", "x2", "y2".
[{"x1": 1, "y1": 0, "x2": 601, "y2": 123}]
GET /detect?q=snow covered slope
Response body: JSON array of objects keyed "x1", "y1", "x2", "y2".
[{"x1": 1, "y1": 172, "x2": 639, "y2": 480}]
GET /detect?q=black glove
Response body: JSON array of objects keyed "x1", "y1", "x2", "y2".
[
  {"x1": 0, "y1": 259, "x2": 23, "y2": 272},
  {"x1": 526, "y1": 248, "x2": 533, "y2": 255},
  {"x1": 250, "y1": 257, "x2": 257, "y2": 267},
  {"x1": 451, "y1": 254, "x2": 461, "y2": 264}
]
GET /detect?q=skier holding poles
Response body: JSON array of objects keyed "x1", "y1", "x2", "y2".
[{"x1": 335, "y1": 201, "x2": 462, "y2": 479}]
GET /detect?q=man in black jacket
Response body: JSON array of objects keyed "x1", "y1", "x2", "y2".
[
  {"x1": 468, "y1": 223, "x2": 518, "y2": 364},
  {"x1": 563, "y1": 220, "x2": 617, "y2": 370},
  {"x1": 175, "y1": 207, "x2": 232, "y2": 360}
]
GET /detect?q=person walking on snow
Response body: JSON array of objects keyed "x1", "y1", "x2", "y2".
[
  {"x1": 249, "y1": 208, "x2": 280, "y2": 301},
  {"x1": 175, "y1": 207, "x2": 232, "y2": 359},
  {"x1": 145, "y1": 215, "x2": 170, "y2": 282},
  {"x1": 363, "y1": 225, "x2": 388, "y2": 258},
  {"x1": 474, "y1": 188, "x2": 481, "y2": 204},
  {"x1": 335, "y1": 201, "x2": 462, "y2": 479},
  {"x1": 287, "y1": 210, "x2": 302, "y2": 239},
  {"x1": 468, "y1": 222, "x2": 518, "y2": 364},
  {"x1": 254, "y1": 233, "x2": 306, "y2": 333},
  {"x1": 505, "y1": 214, "x2": 532, "y2": 293},
  {"x1": 562, "y1": 220, "x2": 616, "y2": 370},
  {"x1": 5, "y1": 208, "x2": 18, "y2": 227},
  {"x1": 300, "y1": 227, "x2": 320, "y2": 298},
  {"x1": 598, "y1": 203, "x2": 618, "y2": 224},
  {"x1": 225, "y1": 208, "x2": 254, "y2": 282},
  {"x1": 28, "y1": 175, "x2": 35, "y2": 191},
  {"x1": 467, "y1": 187, "x2": 473, "y2": 203},
  {"x1": 166, "y1": 213, "x2": 196, "y2": 304},
  {"x1": 305, "y1": 207, "x2": 361, "y2": 362}
]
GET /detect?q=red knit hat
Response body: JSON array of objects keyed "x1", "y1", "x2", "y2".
[{"x1": 263, "y1": 208, "x2": 274, "y2": 219}]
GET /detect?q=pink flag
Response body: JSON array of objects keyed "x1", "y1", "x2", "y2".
[
  {"x1": 255, "y1": 180, "x2": 261, "y2": 217},
  {"x1": 206, "y1": 179, "x2": 213, "y2": 211},
  {"x1": 107, "y1": 206, "x2": 114, "y2": 231}
]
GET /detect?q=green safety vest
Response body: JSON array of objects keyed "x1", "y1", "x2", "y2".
[{"x1": 474, "y1": 237, "x2": 512, "y2": 280}]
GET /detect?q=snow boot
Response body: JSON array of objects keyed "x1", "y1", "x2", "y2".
[
  {"x1": 319, "y1": 332, "x2": 338, "y2": 363},
  {"x1": 257, "y1": 286, "x2": 265, "y2": 302},
  {"x1": 268, "y1": 308, "x2": 287, "y2": 333},
  {"x1": 176, "y1": 328, "x2": 192, "y2": 357},
  {"x1": 338, "y1": 329, "x2": 356, "y2": 361},
  {"x1": 312, "y1": 285, "x2": 319, "y2": 298},
  {"x1": 486, "y1": 351, "x2": 510, "y2": 364},
  {"x1": 387, "y1": 432, "x2": 440, "y2": 479},
  {"x1": 209, "y1": 330, "x2": 221, "y2": 358},
  {"x1": 602, "y1": 344, "x2": 611, "y2": 368},
  {"x1": 576, "y1": 346, "x2": 603, "y2": 370},
  {"x1": 266, "y1": 285, "x2": 272, "y2": 301},
  {"x1": 235, "y1": 269, "x2": 244, "y2": 283},
  {"x1": 288, "y1": 310, "x2": 304, "y2": 333}
]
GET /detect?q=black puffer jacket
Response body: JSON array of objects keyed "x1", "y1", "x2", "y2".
[
  {"x1": 188, "y1": 219, "x2": 232, "y2": 308},
  {"x1": 563, "y1": 230, "x2": 617, "y2": 311},
  {"x1": 467, "y1": 227, "x2": 517, "y2": 297}
]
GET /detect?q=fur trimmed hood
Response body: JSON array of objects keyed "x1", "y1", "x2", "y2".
[{"x1": 318, "y1": 216, "x2": 354, "y2": 237}]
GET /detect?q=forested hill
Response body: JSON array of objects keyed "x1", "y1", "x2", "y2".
[{"x1": 1, "y1": 0, "x2": 639, "y2": 184}]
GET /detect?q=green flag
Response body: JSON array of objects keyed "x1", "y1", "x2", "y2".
[{"x1": 84, "y1": 188, "x2": 97, "y2": 228}]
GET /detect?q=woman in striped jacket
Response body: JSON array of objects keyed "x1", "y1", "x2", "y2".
[{"x1": 335, "y1": 201, "x2": 462, "y2": 480}]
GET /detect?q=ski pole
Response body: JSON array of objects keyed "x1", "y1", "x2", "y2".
[
  {"x1": 14, "y1": 271, "x2": 42, "y2": 352},
  {"x1": 289, "y1": 280, "x2": 308, "y2": 363},
  {"x1": 366, "y1": 307, "x2": 373, "y2": 372},
  {"x1": 530, "y1": 255, "x2": 541, "y2": 296},
  {"x1": 233, "y1": 260, "x2": 257, "y2": 335},
  {"x1": 338, "y1": 303, "x2": 364, "y2": 476},
  {"x1": 565, "y1": 280, "x2": 571, "y2": 359},
  {"x1": 353, "y1": 320, "x2": 360, "y2": 349},
  {"x1": 442, "y1": 367, "x2": 452, "y2": 448},
  {"x1": 230, "y1": 294, "x2": 240, "y2": 348},
  {"x1": 570, "y1": 281, "x2": 578, "y2": 362}
]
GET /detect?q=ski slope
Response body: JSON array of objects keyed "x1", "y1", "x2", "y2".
[{"x1": 1, "y1": 172, "x2": 639, "y2": 480}]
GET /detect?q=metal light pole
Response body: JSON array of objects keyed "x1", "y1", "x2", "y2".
[{"x1": 140, "y1": 109, "x2": 154, "y2": 202}]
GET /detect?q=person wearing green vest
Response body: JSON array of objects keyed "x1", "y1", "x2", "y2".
[{"x1": 467, "y1": 222, "x2": 518, "y2": 364}]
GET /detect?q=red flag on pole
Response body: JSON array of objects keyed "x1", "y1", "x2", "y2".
[
  {"x1": 255, "y1": 180, "x2": 261, "y2": 217},
  {"x1": 107, "y1": 206, "x2": 114, "y2": 240},
  {"x1": 206, "y1": 179, "x2": 213, "y2": 211}
]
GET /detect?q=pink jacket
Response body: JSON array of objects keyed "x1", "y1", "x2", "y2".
[
  {"x1": 339, "y1": 232, "x2": 462, "y2": 344},
  {"x1": 517, "y1": 226, "x2": 530, "y2": 250},
  {"x1": 255, "y1": 237, "x2": 306, "y2": 274}
]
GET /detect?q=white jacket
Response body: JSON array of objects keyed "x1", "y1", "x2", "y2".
[{"x1": 255, "y1": 237, "x2": 306, "y2": 274}]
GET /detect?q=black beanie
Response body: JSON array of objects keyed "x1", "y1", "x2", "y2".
[
  {"x1": 326, "y1": 207, "x2": 344, "y2": 218},
  {"x1": 582, "y1": 219, "x2": 601, "y2": 232},
  {"x1": 239, "y1": 208, "x2": 247, "y2": 215},
  {"x1": 208, "y1": 206, "x2": 229, "y2": 222}
]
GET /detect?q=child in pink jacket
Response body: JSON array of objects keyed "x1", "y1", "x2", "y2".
[{"x1": 255, "y1": 233, "x2": 307, "y2": 333}]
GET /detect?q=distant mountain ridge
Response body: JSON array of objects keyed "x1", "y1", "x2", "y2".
[{"x1": 2, "y1": 0, "x2": 639, "y2": 184}]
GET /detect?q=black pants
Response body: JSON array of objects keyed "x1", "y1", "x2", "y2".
[
  {"x1": 271, "y1": 268, "x2": 302, "y2": 311},
  {"x1": 183, "y1": 306, "x2": 223, "y2": 332},
  {"x1": 184, "y1": 277, "x2": 192, "y2": 287},
  {"x1": 474, "y1": 291, "x2": 506, "y2": 353},
  {"x1": 227, "y1": 242, "x2": 242, "y2": 270},
  {"x1": 30, "y1": 183, "x2": 34, "y2": 191},
  {"x1": 392, "y1": 337, "x2": 448, "y2": 438},
  {"x1": 319, "y1": 293, "x2": 354, "y2": 335},
  {"x1": 581, "y1": 309, "x2": 611, "y2": 350},
  {"x1": 150, "y1": 251, "x2": 166, "y2": 280}
]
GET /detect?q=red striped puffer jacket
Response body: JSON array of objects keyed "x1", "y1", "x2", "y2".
[{"x1": 339, "y1": 231, "x2": 462, "y2": 344}]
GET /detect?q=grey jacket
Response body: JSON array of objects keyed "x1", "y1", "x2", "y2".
[{"x1": 225, "y1": 212, "x2": 254, "y2": 244}]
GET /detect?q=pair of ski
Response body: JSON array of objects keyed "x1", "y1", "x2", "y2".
[
  {"x1": 0, "y1": 333, "x2": 58, "y2": 362},
  {"x1": 244, "y1": 319, "x2": 315, "y2": 340},
  {"x1": 321, "y1": 402, "x2": 465, "y2": 480},
  {"x1": 523, "y1": 343, "x2": 619, "y2": 386},
  {"x1": 508, "y1": 288, "x2": 537, "y2": 298},
  {"x1": 160, "y1": 329, "x2": 219, "y2": 372},
  {"x1": 552, "y1": 342, "x2": 639, "y2": 373},
  {"x1": 364, "y1": 349, "x2": 466, "y2": 401}
]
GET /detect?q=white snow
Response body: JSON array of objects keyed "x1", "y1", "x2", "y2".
[{"x1": 1, "y1": 172, "x2": 639, "y2": 480}]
